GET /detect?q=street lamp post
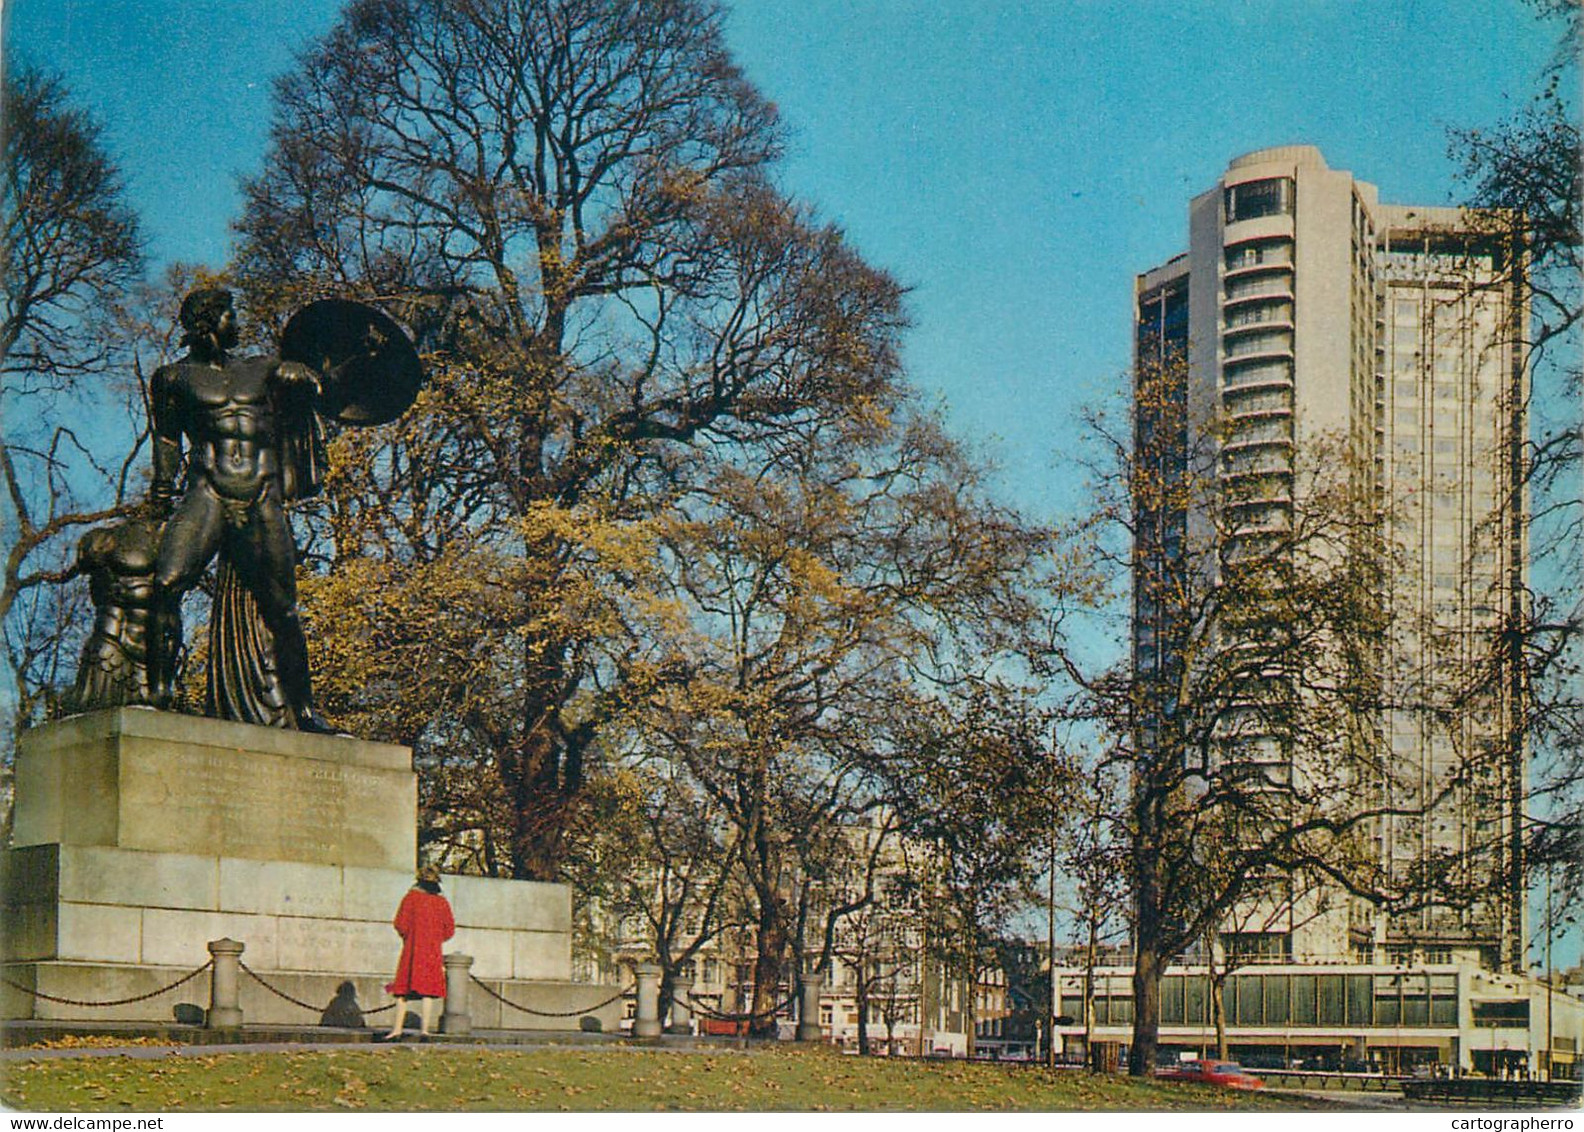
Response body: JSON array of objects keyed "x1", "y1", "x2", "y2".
[
  {"x1": 1048, "y1": 834, "x2": 1058, "y2": 1068},
  {"x1": 1544, "y1": 864, "x2": 1553, "y2": 1081}
]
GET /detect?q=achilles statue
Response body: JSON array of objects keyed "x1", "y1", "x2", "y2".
[{"x1": 144, "y1": 288, "x2": 421, "y2": 732}]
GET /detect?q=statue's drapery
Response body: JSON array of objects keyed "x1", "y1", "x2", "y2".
[{"x1": 205, "y1": 375, "x2": 327, "y2": 727}]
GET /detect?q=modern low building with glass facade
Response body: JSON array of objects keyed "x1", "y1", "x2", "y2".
[{"x1": 1056, "y1": 958, "x2": 1582, "y2": 1077}]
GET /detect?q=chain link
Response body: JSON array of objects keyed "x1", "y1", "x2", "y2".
[
  {"x1": 468, "y1": 975, "x2": 634, "y2": 1018},
  {"x1": 675, "y1": 989, "x2": 798, "y2": 1023},
  {"x1": 234, "y1": 965, "x2": 392, "y2": 1017},
  {"x1": 0, "y1": 961, "x2": 213, "y2": 1008},
  {"x1": 236, "y1": 962, "x2": 333, "y2": 1013}
]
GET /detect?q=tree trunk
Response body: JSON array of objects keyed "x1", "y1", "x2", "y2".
[
  {"x1": 855, "y1": 964, "x2": 871, "y2": 1054},
  {"x1": 1499, "y1": 253, "x2": 1528, "y2": 975},
  {"x1": 1207, "y1": 931, "x2": 1230, "y2": 1059},
  {"x1": 1210, "y1": 974, "x2": 1229, "y2": 1059},
  {"x1": 1128, "y1": 942, "x2": 1164, "y2": 1076},
  {"x1": 658, "y1": 967, "x2": 677, "y2": 1031},
  {"x1": 1083, "y1": 916, "x2": 1099, "y2": 1070},
  {"x1": 503, "y1": 735, "x2": 573, "y2": 880},
  {"x1": 749, "y1": 897, "x2": 787, "y2": 1038},
  {"x1": 963, "y1": 931, "x2": 978, "y2": 1058},
  {"x1": 501, "y1": 641, "x2": 585, "y2": 880},
  {"x1": 1129, "y1": 769, "x2": 1170, "y2": 1076}
]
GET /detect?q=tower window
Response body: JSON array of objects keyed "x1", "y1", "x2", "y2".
[
  {"x1": 1225, "y1": 178, "x2": 1296, "y2": 223},
  {"x1": 1225, "y1": 239, "x2": 1293, "y2": 270}
]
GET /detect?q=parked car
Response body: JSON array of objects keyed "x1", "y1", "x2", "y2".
[{"x1": 1156, "y1": 1060, "x2": 1265, "y2": 1091}]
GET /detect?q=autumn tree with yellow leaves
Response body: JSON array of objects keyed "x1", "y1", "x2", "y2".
[
  {"x1": 610, "y1": 410, "x2": 1054, "y2": 1035},
  {"x1": 230, "y1": 0, "x2": 1065, "y2": 944},
  {"x1": 232, "y1": 0, "x2": 925, "y2": 880}
]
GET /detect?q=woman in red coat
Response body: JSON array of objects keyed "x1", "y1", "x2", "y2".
[{"x1": 381, "y1": 864, "x2": 455, "y2": 1039}]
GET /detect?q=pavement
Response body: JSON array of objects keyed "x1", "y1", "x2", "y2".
[{"x1": 1262, "y1": 1087, "x2": 1419, "y2": 1111}]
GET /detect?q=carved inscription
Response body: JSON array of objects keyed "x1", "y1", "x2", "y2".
[
  {"x1": 275, "y1": 915, "x2": 389, "y2": 973},
  {"x1": 118, "y1": 743, "x2": 408, "y2": 869}
]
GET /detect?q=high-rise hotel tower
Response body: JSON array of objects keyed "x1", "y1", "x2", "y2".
[{"x1": 1134, "y1": 146, "x2": 1527, "y2": 971}]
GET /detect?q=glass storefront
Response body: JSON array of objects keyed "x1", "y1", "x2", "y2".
[{"x1": 1069, "y1": 970, "x2": 1460, "y2": 1029}]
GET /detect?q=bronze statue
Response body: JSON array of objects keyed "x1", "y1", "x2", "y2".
[
  {"x1": 68, "y1": 511, "x2": 178, "y2": 712},
  {"x1": 145, "y1": 288, "x2": 421, "y2": 732}
]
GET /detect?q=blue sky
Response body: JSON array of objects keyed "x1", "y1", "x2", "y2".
[{"x1": 6, "y1": 0, "x2": 1563, "y2": 523}]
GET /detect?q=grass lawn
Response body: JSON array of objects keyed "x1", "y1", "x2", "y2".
[{"x1": 2, "y1": 1043, "x2": 1348, "y2": 1112}]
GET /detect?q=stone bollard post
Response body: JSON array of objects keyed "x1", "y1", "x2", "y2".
[
  {"x1": 670, "y1": 993, "x2": 692, "y2": 1034},
  {"x1": 796, "y1": 970, "x2": 824, "y2": 1042},
  {"x1": 206, "y1": 938, "x2": 245, "y2": 1029},
  {"x1": 633, "y1": 962, "x2": 662, "y2": 1038},
  {"x1": 442, "y1": 953, "x2": 474, "y2": 1036}
]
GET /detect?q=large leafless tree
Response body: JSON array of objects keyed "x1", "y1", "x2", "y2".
[
  {"x1": 1054, "y1": 356, "x2": 1422, "y2": 1075},
  {"x1": 1, "y1": 64, "x2": 146, "y2": 727},
  {"x1": 1448, "y1": 0, "x2": 1581, "y2": 930},
  {"x1": 233, "y1": 0, "x2": 911, "y2": 879}
]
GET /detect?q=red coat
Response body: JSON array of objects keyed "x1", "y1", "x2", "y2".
[{"x1": 385, "y1": 887, "x2": 455, "y2": 998}]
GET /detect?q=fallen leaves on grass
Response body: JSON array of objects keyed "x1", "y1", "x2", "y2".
[
  {"x1": 1, "y1": 1046, "x2": 1347, "y2": 1114},
  {"x1": 27, "y1": 1035, "x2": 175, "y2": 1050}
]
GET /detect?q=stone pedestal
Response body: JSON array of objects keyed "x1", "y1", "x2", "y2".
[
  {"x1": 2, "y1": 709, "x2": 615, "y2": 1030},
  {"x1": 12, "y1": 707, "x2": 415, "y2": 870}
]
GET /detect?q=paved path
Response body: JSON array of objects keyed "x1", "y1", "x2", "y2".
[{"x1": 1264, "y1": 1087, "x2": 1417, "y2": 1111}]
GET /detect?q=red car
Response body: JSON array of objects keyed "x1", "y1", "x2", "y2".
[{"x1": 1156, "y1": 1060, "x2": 1265, "y2": 1090}]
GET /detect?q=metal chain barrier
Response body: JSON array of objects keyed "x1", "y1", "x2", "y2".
[
  {"x1": 0, "y1": 961, "x2": 213, "y2": 1008},
  {"x1": 469, "y1": 975, "x2": 635, "y2": 1018},
  {"x1": 675, "y1": 989, "x2": 799, "y2": 1023},
  {"x1": 236, "y1": 962, "x2": 392, "y2": 1016},
  {"x1": 0, "y1": 959, "x2": 789, "y2": 1028},
  {"x1": 237, "y1": 962, "x2": 326, "y2": 1013}
]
